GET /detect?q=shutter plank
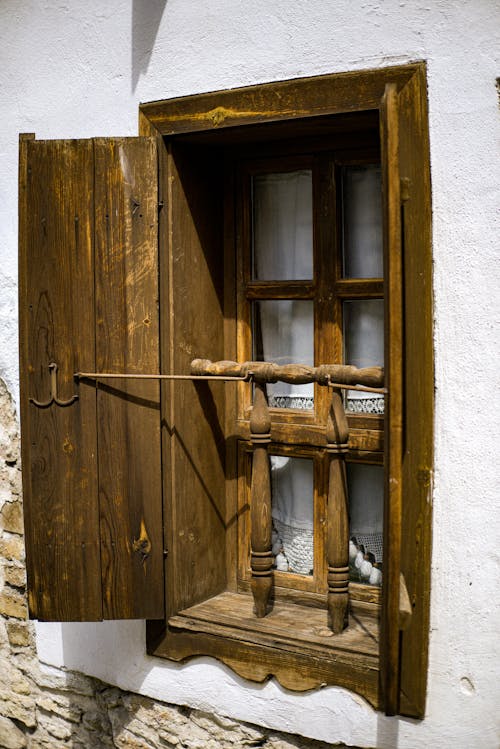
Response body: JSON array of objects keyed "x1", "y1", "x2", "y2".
[
  {"x1": 396, "y1": 67, "x2": 433, "y2": 719},
  {"x1": 380, "y1": 72, "x2": 433, "y2": 718},
  {"x1": 94, "y1": 138, "x2": 164, "y2": 619},
  {"x1": 21, "y1": 139, "x2": 101, "y2": 621},
  {"x1": 380, "y1": 83, "x2": 404, "y2": 715}
]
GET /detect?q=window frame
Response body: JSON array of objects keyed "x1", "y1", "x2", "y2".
[
  {"x1": 232, "y1": 143, "x2": 385, "y2": 607},
  {"x1": 140, "y1": 62, "x2": 433, "y2": 718}
]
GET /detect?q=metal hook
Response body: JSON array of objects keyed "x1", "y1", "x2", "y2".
[{"x1": 29, "y1": 363, "x2": 79, "y2": 408}]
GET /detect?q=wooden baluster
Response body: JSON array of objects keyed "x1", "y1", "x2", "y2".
[
  {"x1": 250, "y1": 380, "x2": 273, "y2": 617},
  {"x1": 326, "y1": 388, "x2": 350, "y2": 633}
]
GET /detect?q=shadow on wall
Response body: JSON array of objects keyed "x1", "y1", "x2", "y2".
[
  {"x1": 376, "y1": 712, "x2": 400, "y2": 749},
  {"x1": 132, "y1": 0, "x2": 168, "y2": 92}
]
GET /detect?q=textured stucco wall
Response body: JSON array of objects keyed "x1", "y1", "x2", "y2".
[{"x1": 0, "y1": 1, "x2": 499, "y2": 747}]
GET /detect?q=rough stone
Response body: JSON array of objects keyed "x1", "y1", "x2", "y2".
[
  {"x1": 0, "y1": 587, "x2": 27, "y2": 618},
  {"x1": 18, "y1": 659, "x2": 97, "y2": 696},
  {"x1": 3, "y1": 563, "x2": 26, "y2": 589},
  {"x1": 37, "y1": 712, "x2": 72, "y2": 741},
  {"x1": 82, "y1": 708, "x2": 111, "y2": 733},
  {"x1": 6, "y1": 621, "x2": 32, "y2": 647},
  {"x1": 0, "y1": 501, "x2": 24, "y2": 534},
  {"x1": 0, "y1": 715, "x2": 27, "y2": 749},
  {"x1": 0, "y1": 535, "x2": 25, "y2": 562},
  {"x1": 37, "y1": 694, "x2": 83, "y2": 723},
  {"x1": 0, "y1": 690, "x2": 36, "y2": 728}
]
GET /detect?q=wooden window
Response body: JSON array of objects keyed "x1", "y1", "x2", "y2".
[
  {"x1": 19, "y1": 63, "x2": 433, "y2": 718},
  {"x1": 231, "y1": 147, "x2": 385, "y2": 607}
]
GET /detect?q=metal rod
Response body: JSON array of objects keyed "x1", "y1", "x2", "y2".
[
  {"x1": 75, "y1": 372, "x2": 251, "y2": 382},
  {"x1": 328, "y1": 380, "x2": 387, "y2": 395}
]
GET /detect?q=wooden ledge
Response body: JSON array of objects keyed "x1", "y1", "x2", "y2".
[{"x1": 148, "y1": 591, "x2": 380, "y2": 706}]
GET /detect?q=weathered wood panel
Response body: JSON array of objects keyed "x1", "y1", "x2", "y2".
[
  {"x1": 94, "y1": 138, "x2": 164, "y2": 619},
  {"x1": 140, "y1": 64, "x2": 417, "y2": 136},
  {"x1": 163, "y1": 143, "x2": 227, "y2": 614},
  {"x1": 397, "y1": 65, "x2": 433, "y2": 720},
  {"x1": 380, "y1": 83, "x2": 404, "y2": 715},
  {"x1": 151, "y1": 591, "x2": 380, "y2": 706},
  {"x1": 20, "y1": 138, "x2": 102, "y2": 621}
]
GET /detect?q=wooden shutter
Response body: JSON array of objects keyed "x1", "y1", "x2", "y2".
[
  {"x1": 380, "y1": 70, "x2": 433, "y2": 718},
  {"x1": 19, "y1": 135, "x2": 164, "y2": 621}
]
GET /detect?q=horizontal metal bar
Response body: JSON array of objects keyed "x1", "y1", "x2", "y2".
[
  {"x1": 74, "y1": 372, "x2": 386, "y2": 392},
  {"x1": 328, "y1": 380, "x2": 387, "y2": 394},
  {"x1": 75, "y1": 372, "x2": 251, "y2": 382}
]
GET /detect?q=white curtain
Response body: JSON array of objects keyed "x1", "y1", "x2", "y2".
[
  {"x1": 252, "y1": 168, "x2": 384, "y2": 572},
  {"x1": 342, "y1": 166, "x2": 383, "y2": 279},
  {"x1": 253, "y1": 170, "x2": 313, "y2": 280},
  {"x1": 343, "y1": 299, "x2": 385, "y2": 414},
  {"x1": 253, "y1": 170, "x2": 315, "y2": 410}
]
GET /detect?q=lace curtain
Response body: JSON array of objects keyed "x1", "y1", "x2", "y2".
[{"x1": 252, "y1": 167, "x2": 384, "y2": 574}]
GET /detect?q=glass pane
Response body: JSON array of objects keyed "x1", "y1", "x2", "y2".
[
  {"x1": 271, "y1": 455, "x2": 314, "y2": 576},
  {"x1": 253, "y1": 300, "x2": 314, "y2": 409},
  {"x1": 342, "y1": 166, "x2": 383, "y2": 279},
  {"x1": 343, "y1": 299, "x2": 384, "y2": 415},
  {"x1": 347, "y1": 463, "x2": 383, "y2": 586},
  {"x1": 252, "y1": 170, "x2": 313, "y2": 280}
]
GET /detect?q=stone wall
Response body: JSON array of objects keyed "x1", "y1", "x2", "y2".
[{"x1": 0, "y1": 378, "x2": 356, "y2": 749}]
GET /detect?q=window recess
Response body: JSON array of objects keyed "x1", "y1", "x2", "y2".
[{"x1": 19, "y1": 63, "x2": 432, "y2": 719}]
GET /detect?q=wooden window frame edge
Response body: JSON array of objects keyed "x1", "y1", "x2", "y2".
[{"x1": 139, "y1": 62, "x2": 433, "y2": 719}]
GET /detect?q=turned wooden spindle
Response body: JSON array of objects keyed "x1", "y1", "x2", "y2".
[
  {"x1": 250, "y1": 380, "x2": 273, "y2": 618},
  {"x1": 191, "y1": 358, "x2": 384, "y2": 389},
  {"x1": 326, "y1": 388, "x2": 350, "y2": 633}
]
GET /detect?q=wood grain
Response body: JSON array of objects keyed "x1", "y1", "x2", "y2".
[
  {"x1": 249, "y1": 383, "x2": 272, "y2": 617},
  {"x1": 191, "y1": 359, "x2": 384, "y2": 388},
  {"x1": 162, "y1": 142, "x2": 227, "y2": 616},
  {"x1": 140, "y1": 64, "x2": 417, "y2": 136},
  {"x1": 21, "y1": 138, "x2": 101, "y2": 621},
  {"x1": 380, "y1": 82, "x2": 403, "y2": 715},
  {"x1": 94, "y1": 138, "x2": 164, "y2": 619},
  {"x1": 18, "y1": 133, "x2": 36, "y2": 617},
  {"x1": 152, "y1": 591, "x2": 380, "y2": 705},
  {"x1": 326, "y1": 390, "x2": 350, "y2": 633},
  {"x1": 396, "y1": 64, "x2": 433, "y2": 720}
]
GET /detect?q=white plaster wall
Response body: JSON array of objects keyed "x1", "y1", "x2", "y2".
[{"x1": 1, "y1": 1, "x2": 499, "y2": 746}]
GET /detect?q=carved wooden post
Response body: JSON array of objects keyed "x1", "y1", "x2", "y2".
[
  {"x1": 250, "y1": 380, "x2": 273, "y2": 617},
  {"x1": 326, "y1": 388, "x2": 350, "y2": 633}
]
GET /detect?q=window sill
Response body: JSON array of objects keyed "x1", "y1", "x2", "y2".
[{"x1": 147, "y1": 591, "x2": 381, "y2": 708}]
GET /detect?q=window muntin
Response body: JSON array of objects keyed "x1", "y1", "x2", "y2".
[{"x1": 237, "y1": 148, "x2": 384, "y2": 604}]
